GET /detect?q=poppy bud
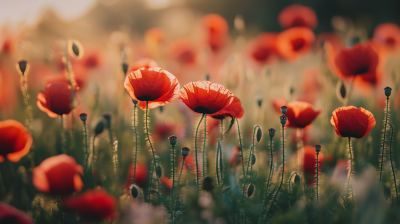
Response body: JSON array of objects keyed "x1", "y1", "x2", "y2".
[
  {"x1": 257, "y1": 99, "x2": 263, "y2": 108},
  {"x1": 206, "y1": 74, "x2": 210, "y2": 80},
  {"x1": 94, "y1": 120, "x2": 105, "y2": 137},
  {"x1": 268, "y1": 128, "x2": 276, "y2": 138},
  {"x1": 72, "y1": 42, "x2": 80, "y2": 57},
  {"x1": 247, "y1": 183, "x2": 255, "y2": 197},
  {"x1": 168, "y1": 135, "x2": 177, "y2": 146},
  {"x1": 251, "y1": 154, "x2": 256, "y2": 166},
  {"x1": 280, "y1": 106, "x2": 287, "y2": 115},
  {"x1": 202, "y1": 176, "x2": 213, "y2": 192},
  {"x1": 294, "y1": 174, "x2": 300, "y2": 184},
  {"x1": 384, "y1": 86, "x2": 392, "y2": 98},
  {"x1": 280, "y1": 115, "x2": 287, "y2": 126},
  {"x1": 290, "y1": 87, "x2": 294, "y2": 95},
  {"x1": 181, "y1": 147, "x2": 190, "y2": 159},
  {"x1": 132, "y1": 99, "x2": 138, "y2": 105},
  {"x1": 130, "y1": 185, "x2": 138, "y2": 198},
  {"x1": 340, "y1": 82, "x2": 346, "y2": 99},
  {"x1": 79, "y1": 113, "x2": 87, "y2": 123},
  {"x1": 159, "y1": 106, "x2": 164, "y2": 113},
  {"x1": 122, "y1": 63, "x2": 129, "y2": 75},
  {"x1": 315, "y1": 145, "x2": 321, "y2": 153},
  {"x1": 18, "y1": 60, "x2": 28, "y2": 74},
  {"x1": 256, "y1": 127, "x2": 262, "y2": 142},
  {"x1": 102, "y1": 113, "x2": 112, "y2": 129},
  {"x1": 155, "y1": 165, "x2": 162, "y2": 178}
]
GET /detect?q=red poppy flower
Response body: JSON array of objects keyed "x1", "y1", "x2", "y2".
[
  {"x1": 229, "y1": 145, "x2": 242, "y2": 166},
  {"x1": 179, "y1": 81, "x2": 234, "y2": 114},
  {"x1": 168, "y1": 39, "x2": 197, "y2": 65},
  {"x1": 211, "y1": 96, "x2": 244, "y2": 119},
  {"x1": 372, "y1": 23, "x2": 400, "y2": 51},
  {"x1": 127, "y1": 58, "x2": 158, "y2": 75},
  {"x1": 0, "y1": 202, "x2": 32, "y2": 224},
  {"x1": 0, "y1": 120, "x2": 32, "y2": 163},
  {"x1": 37, "y1": 82, "x2": 81, "y2": 118},
  {"x1": 278, "y1": 4, "x2": 317, "y2": 29},
  {"x1": 330, "y1": 106, "x2": 376, "y2": 139},
  {"x1": 33, "y1": 154, "x2": 83, "y2": 195},
  {"x1": 152, "y1": 121, "x2": 175, "y2": 141},
  {"x1": 285, "y1": 101, "x2": 321, "y2": 128},
  {"x1": 159, "y1": 177, "x2": 172, "y2": 194},
  {"x1": 202, "y1": 14, "x2": 229, "y2": 52},
  {"x1": 70, "y1": 45, "x2": 104, "y2": 70},
  {"x1": 123, "y1": 162, "x2": 148, "y2": 190},
  {"x1": 302, "y1": 145, "x2": 324, "y2": 184},
  {"x1": 124, "y1": 67, "x2": 180, "y2": 110},
  {"x1": 276, "y1": 27, "x2": 315, "y2": 60},
  {"x1": 271, "y1": 97, "x2": 287, "y2": 114},
  {"x1": 334, "y1": 44, "x2": 379, "y2": 85},
  {"x1": 246, "y1": 33, "x2": 278, "y2": 64},
  {"x1": 64, "y1": 189, "x2": 116, "y2": 222}
]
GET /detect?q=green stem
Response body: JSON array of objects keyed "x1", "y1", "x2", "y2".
[
  {"x1": 83, "y1": 122, "x2": 88, "y2": 168},
  {"x1": 203, "y1": 115, "x2": 207, "y2": 177},
  {"x1": 388, "y1": 123, "x2": 398, "y2": 199},
  {"x1": 220, "y1": 119, "x2": 223, "y2": 183},
  {"x1": 265, "y1": 125, "x2": 285, "y2": 223},
  {"x1": 60, "y1": 115, "x2": 65, "y2": 154},
  {"x1": 236, "y1": 119, "x2": 246, "y2": 194},
  {"x1": 145, "y1": 101, "x2": 158, "y2": 202},
  {"x1": 195, "y1": 114, "x2": 205, "y2": 192},
  {"x1": 133, "y1": 104, "x2": 138, "y2": 184},
  {"x1": 344, "y1": 75, "x2": 355, "y2": 106},
  {"x1": 171, "y1": 145, "x2": 175, "y2": 218},
  {"x1": 347, "y1": 137, "x2": 353, "y2": 199},
  {"x1": 172, "y1": 157, "x2": 185, "y2": 223},
  {"x1": 216, "y1": 139, "x2": 221, "y2": 186},
  {"x1": 263, "y1": 137, "x2": 274, "y2": 208},
  {"x1": 90, "y1": 136, "x2": 96, "y2": 171},
  {"x1": 380, "y1": 97, "x2": 389, "y2": 181},
  {"x1": 316, "y1": 152, "x2": 319, "y2": 201}
]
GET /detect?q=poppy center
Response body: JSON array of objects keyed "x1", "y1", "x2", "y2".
[
  {"x1": 291, "y1": 38, "x2": 306, "y2": 51},
  {"x1": 252, "y1": 47, "x2": 272, "y2": 62},
  {"x1": 355, "y1": 66, "x2": 369, "y2": 75},
  {"x1": 385, "y1": 37, "x2": 396, "y2": 45},
  {"x1": 85, "y1": 56, "x2": 99, "y2": 68},
  {"x1": 291, "y1": 17, "x2": 307, "y2": 27},
  {"x1": 136, "y1": 95, "x2": 153, "y2": 101},
  {"x1": 179, "y1": 51, "x2": 195, "y2": 64},
  {"x1": 194, "y1": 106, "x2": 213, "y2": 114}
]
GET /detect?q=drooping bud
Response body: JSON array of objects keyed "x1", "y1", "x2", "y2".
[
  {"x1": 202, "y1": 176, "x2": 213, "y2": 192},
  {"x1": 132, "y1": 99, "x2": 138, "y2": 105},
  {"x1": 247, "y1": 183, "x2": 255, "y2": 197},
  {"x1": 79, "y1": 113, "x2": 87, "y2": 123},
  {"x1": 102, "y1": 113, "x2": 112, "y2": 129},
  {"x1": 130, "y1": 185, "x2": 139, "y2": 198},
  {"x1": 280, "y1": 106, "x2": 287, "y2": 115},
  {"x1": 384, "y1": 86, "x2": 392, "y2": 98},
  {"x1": 340, "y1": 82, "x2": 346, "y2": 99},
  {"x1": 94, "y1": 119, "x2": 105, "y2": 137},
  {"x1": 257, "y1": 99, "x2": 262, "y2": 108},
  {"x1": 122, "y1": 63, "x2": 129, "y2": 75},
  {"x1": 268, "y1": 128, "x2": 276, "y2": 138},
  {"x1": 168, "y1": 135, "x2": 177, "y2": 146},
  {"x1": 294, "y1": 174, "x2": 301, "y2": 185},
  {"x1": 315, "y1": 145, "x2": 321, "y2": 153},
  {"x1": 280, "y1": 115, "x2": 287, "y2": 126},
  {"x1": 251, "y1": 154, "x2": 256, "y2": 166},
  {"x1": 18, "y1": 60, "x2": 28, "y2": 74},
  {"x1": 155, "y1": 165, "x2": 162, "y2": 178},
  {"x1": 159, "y1": 106, "x2": 164, "y2": 113},
  {"x1": 256, "y1": 127, "x2": 262, "y2": 142},
  {"x1": 181, "y1": 147, "x2": 190, "y2": 159}
]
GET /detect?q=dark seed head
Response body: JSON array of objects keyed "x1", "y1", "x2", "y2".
[
  {"x1": 132, "y1": 99, "x2": 138, "y2": 105},
  {"x1": 257, "y1": 99, "x2": 263, "y2": 108},
  {"x1": 102, "y1": 113, "x2": 112, "y2": 129},
  {"x1": 247, "y1": 183, "x2": 255, "y2": 197},
  {"x1": 94, "y1": 119, "x2": 105, "y2": 137},
  {"x1": 280, "y1": 115, "x2": 287, "y2": 126},
  {"x1": 315, "y1": 145, "x2": 321, "y2": 153},
  {"x1": 131, "y1": 185, "x2": 139, "y2": 198},
  {"x1": 168, "y1": 135, "x2": 177, "y2": 146},
  {"x1": 384, "y1": 86, "x2": 392, "y2": 97},
  {"x1": 79, "y1": 113, "x2": 87, "y2": 122},
  {"x1": 181, "y1": 147, "x2": 190, "y2": 158},
  {"x1": 268, "y1": 128, "x2": 276, "y2": 138},
  {"x1": 18, "y1": 60, "x2": 28, "y2": 74},
  {"x1": 280, "y1": 106, "x2": 288, "y2": 115},
  {"x1": 122, "y1": 63, "x2": 129, "y2": 75}
]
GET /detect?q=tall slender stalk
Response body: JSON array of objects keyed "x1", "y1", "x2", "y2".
[
  {"x1": 171, "y1": 144, "x2": 176, "y2": 216},
  {"x1": 60, "y1": 115, "x2": 66, "y2": 154},
  {"x1": 194, "y1": 114, "x2": 205, "y2": 191},
  {"x1": 316, "y1": 151, "x2": 319, "y2": 201},
  {"x1": 203, "y1": 115, "x2": 207, "y2": 177},
  {"x1": 172, "y1": 157, "x2": 186, "y2": 224},
  {"x1": 83, "y1": 121, "x2": 88, "y2": 169},
  {"x1": 236, "y1": 119, "x2": 246, "y2": 194},
  {"x1": 216, "y1": 139, "x2": 221, "y2": 186},
  {"x1": 113, "y1": 140, "x2": 119, "y2": 192},
  {"x1": 388, "y1": 123, "x2": 398, "y2": 199},
  {"x1": 132, "y1": 104, "x2": 138, "y2": 184},
  {"x1": 20, "y1": 73, "x2": 34, "y2": 168},
  {"x1": 220, "y1": 119, "x2": 224, "y2": 183},
  {"x1": 263, "y1": 136, "x2": 274, "y2": 208},
  {"x1": 344, "y1": 75, "x2": 355, "y2": 106},
  {"x1": 145, "y1": 101, "x2": 158, "y2": 201},
  {"x1": 347, "y1": 137, "x2": 353, "y2": 199},
  {"x1": 380, "y1": 97, "x2": 390, "y2": 181}
]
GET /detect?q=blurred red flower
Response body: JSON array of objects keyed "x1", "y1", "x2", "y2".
[
  {"x1": 316, "y1": 33, "x2": 344, "y2": 71},
  {"x1": 168, "y1": 39, "x2": 197, "y2": 65},
  {"x1": 45, "y1": 65, "x2": 88, "y2": 89},
  {"x1": 271, "y1": 97, "x2": 287, "y2": 114},
  {"x1": 302, "y1": 145, "x2": 324, "y2": 184},
  {"x1": 202, "y1": 14, "x2": 229, "y2": 52},
  {"x1": 211, "y1": 96, "x2": 244, "y2": 119},
  {"x1": 0, "y1": 63, "x2": 18, "y2": 115},
  {"x1": 127, "y1": 58, "x2": 158, "y2": 75},
  {"x1": 152, "y1": 121, "x2": 175, "y2": 142},
  {"x1": 276, "y1": 27, "x2": 315, "y2": 61},
  {"x1": 159, "y1": 177, "x2": 172, "y2": 194},
  {"x1": 229, "y1": 145, "x2": 242, "y2": 166},
  {"x1": 0, "y1": 120, "x2": 32, "y2": 163},
  {"x1": 334, "y1": 44, "x2": 380, "y2": 85},
  {"x1": 179, "y1": 81, "x2": 234, "y2": 114},
  {"x1": 330, "y1": 106, "x2": 376, "y2": 139},
  {"x1": 278, "y1": 4, "x2": 317, "y2": 29},
  {"x1": 123, "y1": 162, "x2": 148, "y2": 190},
  {"x1": 64, "y1": 189, "x2": 117, "y2": 222},
  {"x1": 33, "y1": 154, "x2": 83, "y2": 195},
  {"x1": 246, "y1": 33, "x2": 278, "y2": 64},
  {"x1": 124, "y1": 67, "x2": 180, "y2": 110},
  {"x1": 145, "y1": 28, "x2": 166, "y2": 46},
  {"x1": 37, "y1": 82, "x2": 81, "y2": 118},
  {"x1": 372, "y1": 23, "x2": 400, "y2": 51},
  {"x1": 0, "y1": 202, "x2": 32, "y2": 224},
  {"x1": 178, "y1": 153, "x2": 200, "y2": 176},
  {"x1": 285, "y1": 101, "x2": 321, "y2": 128}
]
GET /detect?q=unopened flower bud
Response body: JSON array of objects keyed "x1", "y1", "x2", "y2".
[
  {"x1": 256, "y1": 127, "x2": 262, "y2": 142},
  {"x1": 18, "y1": 60, "x2": 28, "y2": 74},
  {"x1": 102, "y1": 113, "x2": 112, "y2": 129},
  {"x1": 206, "y1": 74, "x2": 210, "y2": 81},
  {"x1": 315, "y1": 145, "x2": 321, "y2": 153},
  {"x1": 294, "y1": 174, "x2": 300, "y2": 185},
  {"x1": 202, "y1": 176, "x2": 213, "y2": 192},
  {"x1": 122, "y1": 63, "x2": 129, "y2": 75},
  {"x1": 168, "y1": 135, "x2": 177, "y2": 146},
  {"x1": 94, "y1": 119, "x2": 105, "y2": 137},
  {"x1": 131, "y1": 185, "x2": 139, "y2": 198},
  {"x1": 159, "y1": 106, "x2": 164, "y2": 113},
  {"x1": 132, "y1": 99, "x2": 138, "y2": 105},
  {"x1": 247, "y1": 183, "x2": 255, "y2": 197},
  {"x1": 268, "y1": 128, "x2": 276, "y2": 138},
  {"x1": 257, "y1": 99, "x2": 262, "y2": 108},
  {"x1": 280, "y1": 106, "x2": 287, "y2": 115},
  {"x1": 384, "y1": 86, "x2": 392, "y2": 98},
  {"x1": 181, "y1": 147, "x2": 190, "y2": 159},
  {"x1": 79, "y1": 113, "x2": 87, "y2": 123},
  {"x1": 251, "y1": 154, "x2": 256, "y2": 166},
  {"x1": 155, "y1": 165, "x2": 162, "y2": 178}
]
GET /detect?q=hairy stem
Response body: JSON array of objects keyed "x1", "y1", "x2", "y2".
[
  {"x1": 60, "y1": 115, "x2": 66, "y2": 154},
  {"x1": 388, "y1": 123, "x2": 398, "y2": 199},
  {"x1": 83, "y1": 122, "x2": 88, "y2": 169},
  {"x1": 172, "y1": 157, "x2": 185, "y2": 223},
  {"x1": 220, "y1": 119, "x2": 224, "y2": 183},
  {"x1": 171, "y1": 145, "x2": 175, "y2": 217},
  {"x1": 347, "y1": 137, "x2": 353, "y2": 199},
  {"x1": 132, "y1": 104, "x2": 138, "y2": 184},
  {"x1": 216, "y1": 139, "x2": 221, "y2": 186},
  {"x1": 316, "y1": 152, "x2": 319, "y2": 201},
  {"x1": 194, "y1": 114, "x2": 205, "y2": 192},
  {"x1": 380, "y1": 97, "x2": 389, "y2": 181},
  {"x1": 263, "y1": 137, "x2": 274, "y2": 208},
  {"x1": 203, "y1": 115, "x2": 207, "y2": 177},
  {"x1": 145, "y1": 101, "x2": 158, "y2": 202},
  {"x1": 236, "y1": 119, "x2": 246, "y2": 194}
]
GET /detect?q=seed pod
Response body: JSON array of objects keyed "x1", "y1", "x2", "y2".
[
  {"x1": 131, "y1": 185, "x2": 139, "y2": 198},
  {"x1": 18, "y1": 60, "x2": 28, "y2": 74},
  {"x1": 315, "y1": 145, "x2": 321, "y2": 153},
  {"x1": 102, "y1": 113, "x2": 112, "y2": 129},
  {"x1": 280, "y1": 106, "x2": 287, "y2": 115},
  {"x1": 159, "y1": 106, "x2": 164, "y2": 113},
  {"x1": 155, "y1": 165, "x2": 162, "y2": 178},
  {"x1": 340, "y1": 82, "x2": 346, "y2": 99},
  {"x1": 247, "y1": 183, "x2": 255, "y2": 197},
  {"x1": 94, "y1": 119, "x2": 105, "y2": 137},
  {"x1": 181, "y1": 147, "x2": 190, "y2": 159},
  {"x1": 122, "y1": 63, "x2": 129, "y2": 75},
  {"x1": 251, "y1": 154, "x2": 256, "y2": 165},
  {"x1": 257, "y1": 99, "x2": 263, "y2": 108},
  {"x1": 280, "y1": 115, "x2": 287, "y2": 126},
  {"x1": 202, "y1": 176, "x2": 213, "y2": 192},
  {"x1": 384, "y1": 86, "x2": 392, "y2": 97},
  {"x1": 256, "y1": 127, "x2": 262, "y2": 142},
  {"x1": 294, "y1": 174, "x2": 301, "y2": 185},
  {"x1": 79, "y1": 113, "x2": 87, "y2": 123},
  {"x1": 268, "y1": 128, "x2": 276, "y2": 138},
  {"x1": 132, "y1": 99, "x2": 138, "y2": 105},
  {"x1": 168, "y1": 135, "x2": 177, "y2": 146}
]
